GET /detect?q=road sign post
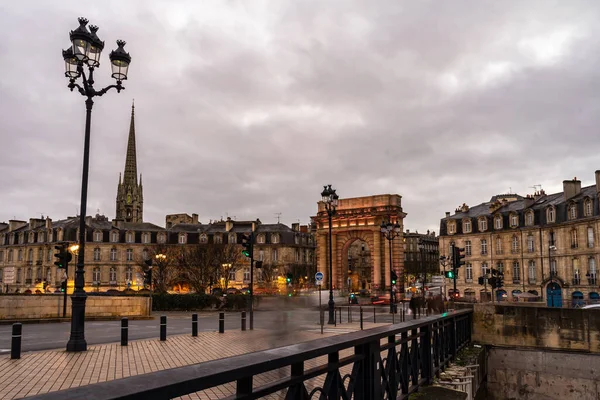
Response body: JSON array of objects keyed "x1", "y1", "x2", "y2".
[{"x1": 315, "y1": 272, "x2": 324, "y2": 312}]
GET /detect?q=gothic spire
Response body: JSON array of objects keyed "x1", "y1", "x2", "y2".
[{"x1": 123, "y1": 101, "x2": 137, "y2": 186}]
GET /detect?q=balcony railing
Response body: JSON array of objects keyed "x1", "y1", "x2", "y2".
[
  {"x1": 109, "y1": 281, "x2": 118, "y2": 286},
  {"x1": 465, "y1": 279, "x2": 473, "y2": 283},
  {"x1": 25, "y1": 279, "x2": 32, "y2": 284},
  {"x1": 26, "y1": 261, "x2": 32, "y2": 266},
  {"x1": 588, "y1": 277, "x2": 597, "y2": 285},
  {"x1": 512, "y1": 278, "x2": 521, "y2": 284},
  {"x1": 572, "y1": 277, "x2": 581, "y2": 285},
  {"x1": 26, "y1": 310, "x2": 474, "y2": 400},
  {"x1": 528, "y1": 278, "x2": 537, "y2": 285}
]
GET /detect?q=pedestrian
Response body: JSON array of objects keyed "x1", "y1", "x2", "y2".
[{"x1": 409, "y1": 295, "x2": 416, "y2": 319}]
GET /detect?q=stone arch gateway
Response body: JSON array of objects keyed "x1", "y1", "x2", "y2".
[{"x1": 312, "y1": 194, "x2": 407, "y2": 295}]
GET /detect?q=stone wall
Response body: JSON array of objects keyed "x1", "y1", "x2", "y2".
[
  {"x1": 473, "y1": 303, "x2": 600, "y2": 353},
  {"x1": 0, "y1": 295, "x2": 151, "y2": 319},
  {"x1": 488, "y1": 347, "x2": 600, "y2": 400}
]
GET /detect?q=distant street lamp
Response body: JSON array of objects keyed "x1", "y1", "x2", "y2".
[
  {"x1": 321, "y1": 184, "x2": 339, "y2": 325},
  {"x1": 62, "y1": 17, "x2": 131, "y2": 352},
  {"x1": 419, "y1": 240, "x2": 426, "y2": 294},
  {"x1": 380, "y1": 220, "x2": 401, "y2": 313}
]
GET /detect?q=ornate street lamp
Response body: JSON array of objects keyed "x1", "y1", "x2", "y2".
[
  {"x1": 62, "y1": 17, "x2": 131, "y2": 352},
  {"x1": 380, "y1": 220, "x2": 401, "y2": 314},
  {"x1": 321, "y1": 184, "x2": 339, "y2": 324}
]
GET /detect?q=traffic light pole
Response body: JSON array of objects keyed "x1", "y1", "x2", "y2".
[
  {"x1": 249, "y1": 232, "x2": 254, "y2": 331},
  {"x1": 63, "y1": 262, "x2": 68, "y2": 317}
]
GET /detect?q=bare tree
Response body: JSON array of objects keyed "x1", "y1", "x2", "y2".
[
  {"x1": 213, "y1": 243, "x2": 243, "y2": 290},
  {"x1": 137, "y1": 244, "x2": 179, "y2": 293},
  {"x1": 180, "y1": 244, "x2": 218, "y2": 293},
  {"x1": 258, "y1": 261, "x2": 279, "y2": 289}
]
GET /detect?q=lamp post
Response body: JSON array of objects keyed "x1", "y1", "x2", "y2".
[
  {"x1": 62, "y1": 17, "x2": 131, "y2": 352},
  {"x1": 321, "y1": 185, "x2": 339, "y2": 325},
  {"x1": 440, "y1": 255, "x2": 448, "y2": 298},
  {"x1": 380, "y1": 220, "x2": 401, "y2": 314}
]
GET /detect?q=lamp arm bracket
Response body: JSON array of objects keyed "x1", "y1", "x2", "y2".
[{"x1": 96, "y1": 83, "x2": 124, "y2": 96}]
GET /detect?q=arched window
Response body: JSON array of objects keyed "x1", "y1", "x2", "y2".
[
  {"x1": 463, "y1": 219, "x2": 471, "y2": 233},
  {"x1": 525, "y1": 211, "x2": 534, "y2": 226},
  {"x1": 158, "y1": 233, "x2": 166, "y2": 244},
  {"x1": 510, "y1": 213, "x2": 519, "y2": 227},
  {"x1": 272, "y1": 234, "x2": 280, "y2": 244},
  {"x1": 26, "y1": 267, "x2": 32, "y2": 281},
  {"x1": 511, "y1": 236, "x2": 519, "y2": 253},
  {"x1": 127, "y1": 232, "x2": 134, "y2": 243},
  {"x1": 568, "y1": 203, "x2": 577, "y2": 220},
  {"x1": 447, "y1": 221, "x2": 456, "y2": 234},
  {"x1": 110, "y1": 248, "x2": 117, "y2": 261},
  {"x1": 38, "y1": 232, "x2": 45, "y2": 243},
  {"x1": 585, "y1": 198, "x2": 593, "y2": 217},
  {"x1": 93, "y1": 267, "x2": 101, "y2": 283},
  {"x1": 143, "y1": 233, "x2": 150, "y2": 244},
  {"x1": 93, "y1": 248, "x2": 101, "y2": 261},
  {"x1": 179, "y1": 233, "x2": 188, "y2": 244},
  {"x1": 214, "y1": 234, "x2": 222, "y2": 244},
  {"x1": 257, "y1": 234, "x2": 266, "y2": 244},
  {"x1": 527, "y1": 235, "x2": 535, "y2": 252},
  {"x1": 546, "y1": 207, "x2": 555, "y2": 223},
  {"x1": 478, "y1": 218, "x2": 487, "y2": 232},
  {"x1": 198, "y1": 234, "x2": 206, "y2": 244},
  {"x1": 494, "y1": 215, "x2": 503, "y2": 229},
  {"x1": 94, "y1": 231, "x2": 102, "y2": 242},
  {"x1": 229, "y1": 233, "x2": 237, "y2": 244},
  {"x1": 571, "y1": 229, "x2": 578, "y2": 248},
  {"x1": 111, "y1": 231, "x2": 119, "y2": 243}
]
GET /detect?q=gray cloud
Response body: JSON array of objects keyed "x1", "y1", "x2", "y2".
[{"x1": 1, "y1": 0, "x2": 600, "y2": 232}]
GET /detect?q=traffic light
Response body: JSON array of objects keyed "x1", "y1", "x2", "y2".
[
  {"x1": 144, "y1": 259, "x2": 153, "y2": 267},
  {"x1": 54, "y1": 244, "x2": 72, "y2": 269},
  {"x1": 488, "y1": 277, "x2": 497, "y2": 288},
  {"x1": 496, "y1": 272, "x2": 504, "y2": 288},
  {"x1": 478, "y1": 276, "x2": 485, "y2": 285},
  {"x1": 391, "y1": 271, "x2": 398, "y2": 285},
  {"x1": 453, "y1": 246, "x2": 466, "y2": 269},
  {"x1": 241, "y1": 234, "x2": 253, "y2": 258},
  {"x1": 286, "y1": 273, "x2": 292, "y2": 283},
  {"x1": 445, "y1": 270, "x2": 455, "y2": 279}
]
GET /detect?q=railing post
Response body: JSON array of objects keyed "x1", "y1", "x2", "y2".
[
  {"x1": 160, "y1": 315, "x2": 167, "y2": 341},
  {"x1": 373, "y1": 307, "x2": 376, "y2": 323},
  {"x1": 348, "y1": 306, "x2": 351, "y2": 323},
  {"x1": 355, "y1": 339, "x2": 381, "y2": 399},
  {"x1": 241, "y1": 311, "x2": 246, "y2": 331},
  {"x1": 320, "y1": 309, "x2": 324, "y2": 334},
  {"x1": 121, "y1": 318, "x2": 128, "y2": 346},
  {"x1": 449, "y1": 317, "x2": 457, "y2": 359},
  {"x1": 236, "y1": 376, "x2": 252, "y2": 397},
  {"x1": 338, "y1": 307, "x2": 342, "y2": 324},
  {"x1": 192, "y1": 313, "x2": 198, "y2": 337},
  {"x1": 286, "y1": 362, "x2": 309, "y2": 399},
  {"x1": 219, "y1": 312, "x2": 225, "y2": 334},
  {"x1": 360, "y1": 306, "x2": 364, "y2": 330},
  {"x1": 11, "y1": 323, "x2": 22, "y2": 360},
  {"x1": 421, "y1": 323, "x2": 433, "y2": 385}
]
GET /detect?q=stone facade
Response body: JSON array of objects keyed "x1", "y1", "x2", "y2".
[
  {"x1": 440, "y1": 171, "x2": 600, "y2": 305},
  {"x1": 403, "y1": 229, "x2": 439, "y2": 287},
  {"x1": 311, "y1": 194, "x2": 406, "y2": 294}
]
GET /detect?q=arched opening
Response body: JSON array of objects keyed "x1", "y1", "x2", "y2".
[
  {"x1": 528, "y1": 290, "x2": 539, "y2": 296},
  {"x1": 496, "y1": 289, "x2": 507, "y2": 302},
  {"x1": 344, "y1": 239, "x2": 372, "y2": 294},
  {"x1": 590, "y1": 292, "x2": 599, "y2": 304},
  {"x1": 464, "y1": 289, "x2": 476, "y2": 302},
  {"x1": 480, "y1": 289, "x2": 491, "y2": 302},
  {"x1": 572, "y1": 291, "x2": 585, "y2": 308},
  {"x1": 546, "y1": 282, "x2": 562, "y2": 308},
  {"x1": 511, "y1": 289, "x2": 522, "y2": 301}
]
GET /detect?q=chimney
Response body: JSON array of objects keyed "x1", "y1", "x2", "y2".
[
  {"x1": 596, "y1": 170, "x2": 600, "y2": 193},
  {"x1": 112, "y1": 219, "x2": 124, "y2": 229},
  {"x1": 445, "y1": 212, "x2": 450, "y2": 218},
  {"x1": 292, "y1": 223, "x2": 300, "y2": 231},
  {"x1": 8, "y1": 220, "x2": 27, "y2": 232},
  {"x1": 85, "y1": 216, "x2": 93, "y2": 226},
  {"x1": 225, "y1": 217, "x2": 233, "y2": 232},
  {"x1": 45, "y1": 217, "x2": 52, "y2": 229},
  {"x1": 563, "y1": 177, "x2": 582, "y2": 201},
  {"x1": 192, "y1": 213, "x2": 199, "y2": 224},
  {"x1": 300, "y1": 225, "x2": 308, "y2": 233}
]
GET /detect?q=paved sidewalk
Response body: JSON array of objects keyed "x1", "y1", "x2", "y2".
[{"x1": 0, "y1": 322, "x2": 389, "y2": 399}]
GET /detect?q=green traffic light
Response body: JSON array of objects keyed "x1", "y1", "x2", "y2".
[
  {"x1": 391, "y1": 280, "x2": 396, "y2": 285},
  {"x1": 242, "y1": 250, "x2": 250, "y2": 257},
  {"x1": 447, "y1": 271, "x2": 455, "y2": 278}
]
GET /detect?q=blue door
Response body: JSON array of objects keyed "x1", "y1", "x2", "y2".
[
  {"x1": 546, "y1": 283, "x2": 562, "y2": 308},
  {"x1": 572, "y1": 291, "x2": 584, "y2": 308}
]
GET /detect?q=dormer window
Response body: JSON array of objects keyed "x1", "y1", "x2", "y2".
[
  {"x1": 158, "y1": 233, "x2": 166, "y2": 244},
  {"x1": 94, "y1": 231, "x2": 102, "y2": 242},
  {"x1": 272, "y1": 234, "x2": 279, "y2": 244},
  {"x1": 510, "y1": 213, "x2": 519, "y2": 228},
  {"x1": 111, "y1": 231, "x2": 119, "y2": 243},
  {"x1": 494, "y1": 215, "x2": 502, "y2": 230},
  {"x1": 214, "y1": 234, "x2": 222, "y2": 244},
  {"x1": 229, "y1": 233, "x2": 237, "y2": 244},
  {"x1": 38, "y1": 232, "x2": 45, "y2": 243},
  {"x1": 547, "y1": 207, "x2": 555, "y2": 223},
  {"x1": 29, "y1": 232, "x2": 34, "y2": 243},
  {"x1": 447, "y1": 221, "x2": 456, "y2": 234},
  {"x1": 18, "y1": 233, "x2": 24, "y2": 244},
  {"x1": 199, "y1": 234, "x2": 206, "y2": 244},
  {"x1": 584, "y1": 198, "x2": 593, "y2": 217},
  {"x1": 257, "y1": 234, "x2": 266, "y2": 244},
  {"x1": 180, "y1": 233, "x2": 189, "y2": 244},
  {"x1": 142, "y1": 233, "x2": 150, "y2": 244},
  {"x1": 568, "y1": 203, "x2": 577, "y2": 220},
  {"x1": 463, "y1": 219, "x2": 472, "y2": 233},
  {"x1": 126, "y1": 232, "x2": 134, "y2": 243},
  {"x1": 525, "y1": 211, "x2": 534, "y2": 226},
  {"x1": 478, "y1": 218, "x2": 487, "y2": 232}
]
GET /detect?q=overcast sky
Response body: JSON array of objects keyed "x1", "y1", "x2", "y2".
[{"x1": 1, "y1": 1, "x2": 599, "y2": 232}]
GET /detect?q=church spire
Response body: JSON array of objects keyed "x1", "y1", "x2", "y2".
[{"x1": 123, "y1": 101, "x2": 137, "y2": 186}]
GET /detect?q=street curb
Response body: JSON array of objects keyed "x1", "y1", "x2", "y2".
[{"x1": 0, "y1": 315, "x2": 154, "y2": 325}]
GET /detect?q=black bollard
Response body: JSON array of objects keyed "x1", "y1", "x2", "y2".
[
  {"x1": 160, "y1": 315, "x2": 167, "y2": 341},
  {"x1": 360, "y1": 307, "x2": 364, "y2": 330},
  {"x1": 338, "y1": 307, "x2": 342, "y2": 324},
  {"x1": 320, "y1": 309, "x2": 324, "y2": 334},
  {"x1": 241, "y1": 311, "x2": 246, "y2": 331},
  {"x1": 11, "y1": 323, "x2": 22, "y2": 360},
  {"x1": 121, "y1": 318, "x2": 128, "y2": 346},
  {"x1": 373, "y1": 307, "x2": 376, "y2": 323},
  {"x1": 348, "y1": 306, "x2": 351, "y2": 323},
  {"x1": 192, "y1": 313, "x2": 198, "y2": 337},
  {"x1": 219, "y1": 312, "x2": 225, "y2": 333}
]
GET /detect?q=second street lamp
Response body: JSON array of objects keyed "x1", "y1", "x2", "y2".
[
  {"x1": 380, "y1": 220, "x2": 401, "y2": 314},
  {"x1": 321, "y1": 184, "x2": 338, "y2": 325},
  {"x1": 62, "y1": 17, "x2": 131, "y2": 352}
]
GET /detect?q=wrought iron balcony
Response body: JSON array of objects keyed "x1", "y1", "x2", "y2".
[
  {"x1": 512, "y1": 278, "x2": 521, "y2": 284},
  {"x1": 588, "y1": 277, "x2": 597, "y2": 285},
  {"x1": 572, "y1": 277, "x2": 581, "y2": 285},
  {"x1": 528, "y1": 278, "x2": 537, "y2": 285}
]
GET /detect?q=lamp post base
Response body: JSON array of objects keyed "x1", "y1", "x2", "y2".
[
  {"x1": 327, "y1": 298, "x2": 335, "y2": 325},
  {"x1": 66, "y1": 292, "x2": 88, "y2": 352}
]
